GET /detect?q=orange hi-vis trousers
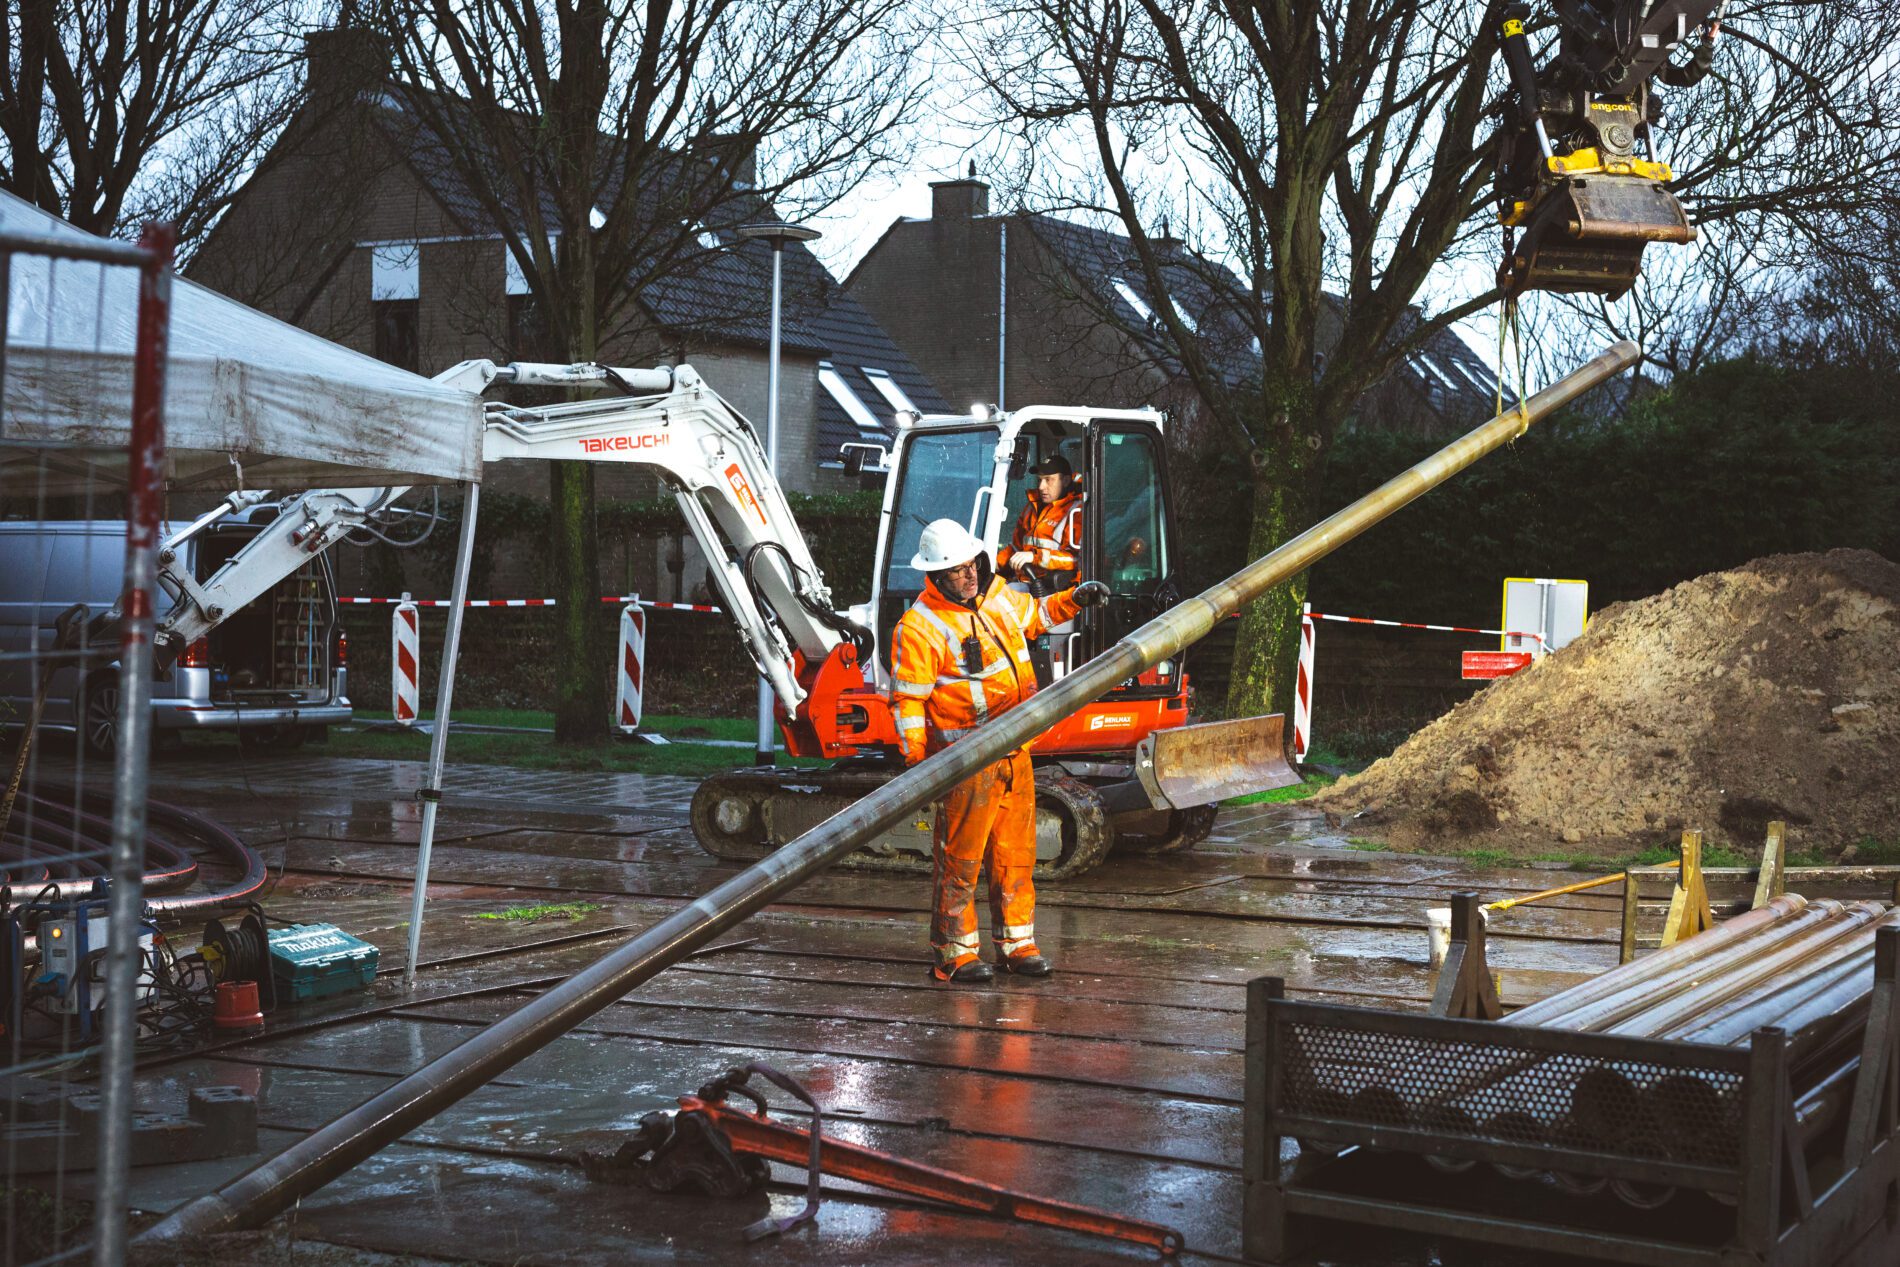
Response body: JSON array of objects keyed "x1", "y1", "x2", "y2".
[{"x1": 931, "y1": 750, "x2": 1039, "y2": 978}]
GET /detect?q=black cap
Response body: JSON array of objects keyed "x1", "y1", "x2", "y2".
[{"x1": 1029, "y1": 454, "x2": 1073, "y2": 478}]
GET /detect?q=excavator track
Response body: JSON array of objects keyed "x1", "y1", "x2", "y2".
[
  {"x1": 1114, "y1": 804, "x2": 1220, "y2": 855},
  {"x1": 690, "y1": 765, "x2": 1118, "y2": 881}
]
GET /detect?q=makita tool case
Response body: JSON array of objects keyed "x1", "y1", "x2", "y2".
[{"x1": 268, "y1": 923, "x2": 379, "y2": 1001}]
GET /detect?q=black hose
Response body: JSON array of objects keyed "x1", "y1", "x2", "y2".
[
  {"x1": 8, "y1": 785, "x2": 267, "y2": 915},
  {"x1": 741, "y1": 540, "x2": 875, "y2": 660}
]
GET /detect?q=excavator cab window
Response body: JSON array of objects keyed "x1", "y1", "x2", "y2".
[{"x1": 1082, "y1": 424, "x2": 1175, "y2": 662}]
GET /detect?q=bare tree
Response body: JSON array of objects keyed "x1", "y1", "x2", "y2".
[
  {"x1": 965, "y1": 0, "x2": 1899, "y2": 722},
  {"x1": 363, "y1": 0, "x2": 922, "y2": 740},
  {"x1": 965, "y1": 0, "x2": 1506, "y2": 719},
  {"x1": 0, "y1": 0, "x2": 302, "y2": 243}
]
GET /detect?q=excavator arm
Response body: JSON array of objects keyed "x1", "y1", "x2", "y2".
[
  {"x1": 153, "y1": 486, "x2": 418, "y2": 665},
  {"x1": 456, "y1": 360, "x2": 859, "y2": 711},
  {"x1": 153, "y1": 359, "x2": 861, "y2": 718},
  {"x1": 1491, "y1": 0, "x2": 1721, "y2": 298}
]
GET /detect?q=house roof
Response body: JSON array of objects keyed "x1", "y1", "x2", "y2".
[
  {"x1": 1017, "y1": 211, "x2": 1509, "y2": 421},
  {"x1": 361, "y1": 85, "x2": 946, "y2": 454}
]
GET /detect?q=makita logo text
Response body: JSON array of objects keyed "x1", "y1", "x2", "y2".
[
  {"x1": 1088, "y1": 713, "x2": 1136, "y2": 731},
  {"x1": 578, "y1": 434, "x2": 669, "y2": 454}
]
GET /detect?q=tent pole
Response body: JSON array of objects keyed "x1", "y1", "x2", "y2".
[{"x1": 404, "y1": 480, "x2": 480, "y2": 990}]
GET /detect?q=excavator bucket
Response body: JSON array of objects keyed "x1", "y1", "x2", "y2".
[
  {"x1": 1504, "y1": 175, "x2": 1694, "y2": 299},
  {"x1": 1134, "y1": 713, "x2": 1301, "y2": 810}
]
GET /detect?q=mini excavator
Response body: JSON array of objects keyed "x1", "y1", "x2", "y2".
[
  {"x1": 1492, "y1": 0, "x2": 1723, "y2": 298},
  {"x1": 148, "y1": 363, "x2": 1298, "y2": 882}
]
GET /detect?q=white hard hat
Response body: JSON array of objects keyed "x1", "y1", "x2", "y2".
[{"x1": 910, "y1": 519, "x2": 987, "y2": 572}]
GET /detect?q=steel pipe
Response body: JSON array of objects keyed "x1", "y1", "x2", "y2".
[
  {"x1": 1505, "y1": 894, "x2": 1807, "y2": 1028},
  {"x1": 138, "y1": 340, "x2": 1640, "y2": 1242},
  {"x1": 1603, "y1": 902, "x2": 1885, "y2": 1037},
  {"x1": 1676, "y1": 912, "x2": 1900, "y2": 1060}
]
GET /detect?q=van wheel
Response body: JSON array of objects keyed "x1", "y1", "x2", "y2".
[
  {"x1": 241, "y1": 725, "x2": 306, "y2": 752},
  {"x1": 81, "y1": 677, "x2": 120, "y2": 759}
]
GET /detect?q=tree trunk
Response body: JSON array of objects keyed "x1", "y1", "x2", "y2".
[
  {"x1": 549, "y1": 459, "x2": 606, "y2": 742},
  {"x1": 1223, "y1": 473, "x2": 1312, "y2": 723}
]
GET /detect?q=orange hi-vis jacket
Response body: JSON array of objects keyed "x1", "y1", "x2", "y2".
[
  {"x1": 1009, "y1": 490, "x2": 1083, "y2": 576},
  {"x1": 890, "y1": 575, "x2": 1083, "y2": 765}
]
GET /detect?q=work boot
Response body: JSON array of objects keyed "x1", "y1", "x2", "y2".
[
  {"x1": 933, "y1": 958, "x2": 994, "y2": 984},
  {"x1": 1000, "y1": 953, "x2": 1053, "y2": 977}
]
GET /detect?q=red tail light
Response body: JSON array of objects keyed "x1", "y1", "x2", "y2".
[
  {"x1": 179, "y1": 637, "x2": 210, "y2": 668},
  {"x1": 336, "y1": 629, "x2": 349, "y2": 666}
]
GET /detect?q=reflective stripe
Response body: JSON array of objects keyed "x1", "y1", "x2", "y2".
[
  {"x1": 997, "y1": 936, "x2": 1038, "y2": 956},
  {"x1": 937, "y1": 659, "x2": 1007, "y2": 684},
  {"x1": 1029, "y1": 535, "x2": 1063, "y2": 549},
  {"x1": 896, "y1": 716, "x2": 926, "y2": 731},
  {"x1": 908, "y1": 598, "x2": 964, "y2": 651},
  {"x1": 967, "y1": 679, "x2": 988, "y2": 721},
  {"x1": 1038, "y1": 597, "x2": 1056, "y2": 629},
  {"x1": 894, "y1": 679, "x2": 934, "y2": 697},
  {"x1": 936, "y1": 725, "x2": 972, "y2": 740},
  {"x1": 1000, "y1": 923, "x2": 1035, "y2": 940}
]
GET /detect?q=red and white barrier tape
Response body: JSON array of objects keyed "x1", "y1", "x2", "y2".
[
  {"x1": 1304, "y1": 610, "x2": 1546, "y2": 648},
  {"x1": 1290, "y1": 607, "x2": 1549, "y2": 761}
]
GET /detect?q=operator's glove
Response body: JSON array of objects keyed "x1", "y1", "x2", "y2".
[
  {"x1": 1071, "y1": 580, "x2": 1109, "y2": 607},
  {"x1": 1009, "y1": 550, "x2": 1036, "y2": 571}
]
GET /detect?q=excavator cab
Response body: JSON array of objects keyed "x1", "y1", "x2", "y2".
[
  {"x1": 865, "y1": 405, "x2": 1184, "y2": 712},
  {"x1": 695, "y1": 400, "x2": 1294, "y2": 878},
  {"x1": 1491, "y1": 2, "x2": 1715, "y2": 299}
]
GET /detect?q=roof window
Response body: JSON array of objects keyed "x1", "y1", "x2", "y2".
[
  {"x1": 860, "y1": 367, "x2": 918, "y2": 415},
  {"x1": 818, "y1": 362, "x2": 886, "y2": 433}
]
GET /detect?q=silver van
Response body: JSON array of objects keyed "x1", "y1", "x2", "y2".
[{"x1": 0, "y1": 515, "x2": 350, "y2": 756}]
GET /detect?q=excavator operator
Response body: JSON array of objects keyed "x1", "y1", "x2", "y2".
[
  {"x1": 893, "y1": 519, "x2": 1107, "y2": 983},
  {"x1": 1005, "y1": 454, "x2": 1083, "y2": 593}
]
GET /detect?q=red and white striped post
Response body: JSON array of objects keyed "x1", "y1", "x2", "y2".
[
  {"x1": 1292, "y1": 602, "x2": 1315, "y2": 764},
  {"x1": 615, "y1": 600, "x2": 646, "y2": 733},
  {"x1": 391, "y1": 594, "x2": 420, "y2": 725}
]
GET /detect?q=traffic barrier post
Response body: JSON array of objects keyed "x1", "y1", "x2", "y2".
[
  {"x1": 616, "y1": 601, "x2": 647, "y2": 733},
  {"x1": 391, "y1": 595, "x2": 420, "y2": 725}
]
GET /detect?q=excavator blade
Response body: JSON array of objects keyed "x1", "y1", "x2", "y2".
[
  {"x1": 1504, "y1": 175, "x2": 1694, "y2": 299},
  {"x1": 1134, "y1": 713, "x2": 1301, "y2": 810}
]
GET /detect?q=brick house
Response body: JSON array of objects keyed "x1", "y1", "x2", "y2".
[
  {"x1": 846, "y1": 175, "x2": 1504, "y2": 438},
  {"x1": 187, "y1": 30, "x2": 946, "y2": 604}
]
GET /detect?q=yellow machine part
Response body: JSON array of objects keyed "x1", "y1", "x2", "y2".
[{"x1": 1501, "y1": 172, "x2": 1695, "y2": 299}]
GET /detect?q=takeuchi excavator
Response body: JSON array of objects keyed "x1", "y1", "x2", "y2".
[
  {"x1": 150, "y1": 361, "x2": 1298, "y2": 880},
  {"x1": 1491, "y1": 0, "x2": 1722, "y2": 298}
]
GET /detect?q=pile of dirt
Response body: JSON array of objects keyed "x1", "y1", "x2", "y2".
[{"x1": 1314, "y1": 549, "x2": 1900, "y2": 859}]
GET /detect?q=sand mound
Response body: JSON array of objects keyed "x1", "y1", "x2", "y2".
[{"x1": 1314, "y1": 550, "x2": 1900, "y2": 857}]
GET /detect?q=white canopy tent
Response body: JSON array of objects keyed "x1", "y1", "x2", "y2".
[
  {"x1": 1, "y1": 190, "x2": 483, "y2": 494},
  {"x1": 1, "y1": 193, "x2": 496, "y2": 1255},
  {"x1": 1, "y1": 190, "x2": 490, "y2": 990}
]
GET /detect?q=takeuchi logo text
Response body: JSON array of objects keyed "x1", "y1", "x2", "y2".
[{"x1": 578, "y1": 433, "x2": 670, "y2": 454}]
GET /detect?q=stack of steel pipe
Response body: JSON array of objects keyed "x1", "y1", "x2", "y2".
[
  {"x1": 1489, "y1": 894, "x2": 1900, "y2": 1202},
  {"x1": 1510, "y1": 895, "x2": 1900, "y2": 1061}
]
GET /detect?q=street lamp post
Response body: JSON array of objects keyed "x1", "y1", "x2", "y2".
[{"x1": 735, "y1": 220, "x2": 820, "y2": 767}]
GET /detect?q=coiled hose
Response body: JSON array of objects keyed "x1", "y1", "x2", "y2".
[{"x1": 1, "y1": 785, "x2": 268, "y2": 914}]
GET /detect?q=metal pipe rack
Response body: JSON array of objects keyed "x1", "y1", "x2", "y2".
[{"x1": 1244, "y1": 924, "x2": 1900, "y2": 1265}]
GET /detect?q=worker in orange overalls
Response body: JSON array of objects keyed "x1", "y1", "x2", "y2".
[
  {"x1": 1004, "y1": 454, "x2": 1083, "y2": 592},
  {"x1": 893, "y1": 519, "x2": 1107, "y2": 983}
]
